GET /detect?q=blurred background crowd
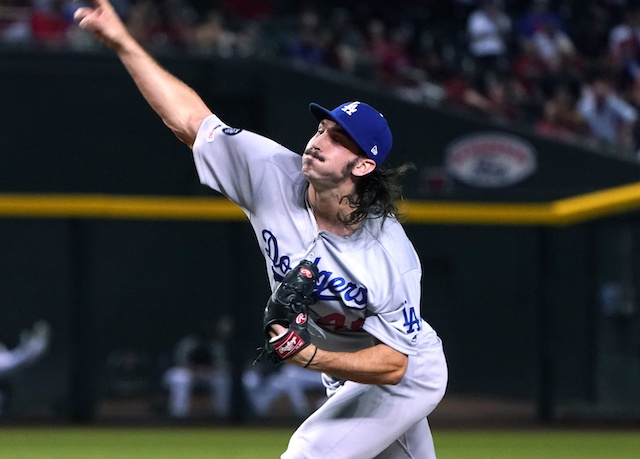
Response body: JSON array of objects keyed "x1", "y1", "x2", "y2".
[{"x1": 2, "y1": 0, "x2": 640, "y2": 159}]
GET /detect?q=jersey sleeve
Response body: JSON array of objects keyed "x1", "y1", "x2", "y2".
[
  {"x1": 362, "y1": 268, "x2": 424, "y2": 356},
  {"x1": 192, "y1": 114, "x2": 285, "y2": 213}
]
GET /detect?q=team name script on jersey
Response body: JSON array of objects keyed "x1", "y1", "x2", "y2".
[{"x1": 262, "y1": 229, "x2": 368, "y2": 308}]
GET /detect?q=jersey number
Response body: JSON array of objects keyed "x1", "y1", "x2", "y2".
[{"x1": 316, "y1": 313, "x2": 364, "y2": 332}]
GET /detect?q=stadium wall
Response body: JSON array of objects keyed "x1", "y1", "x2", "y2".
[{"x1": 0, "y1": 50, "x2": 638, "y2": 421}]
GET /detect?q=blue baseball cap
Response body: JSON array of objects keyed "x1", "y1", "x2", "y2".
[{"x1": 309, "y1": 101, "x2": 393, "y2": 165}]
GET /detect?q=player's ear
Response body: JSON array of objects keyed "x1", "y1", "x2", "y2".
[{"x1": 352, "y1": 157, "x2": 376, "y2": 177}]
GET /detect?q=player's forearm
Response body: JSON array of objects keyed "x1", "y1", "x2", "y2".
[
  {"x1": 292, "y1": 343, "x2": 408, "y2": 385},
  {"x1": 115, "y1": 39, "x2": 212, "y2": 147},
  {"x1": 75, "y1": 0, "x2": 211, "y2": 147}
]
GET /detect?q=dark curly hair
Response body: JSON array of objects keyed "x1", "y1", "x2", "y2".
[{"x1": 339, "y1": 162, "x2": 416, "y2": 227}]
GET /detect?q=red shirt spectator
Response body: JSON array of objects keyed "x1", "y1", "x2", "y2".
[{"x1": 30, "y1": 0, "x2": 69, "y2": 45}]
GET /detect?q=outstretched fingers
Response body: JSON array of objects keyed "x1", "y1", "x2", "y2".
[
  {"x1": 73, "y1": 7, "x2": 93, "y2": 23},
  {"x1": 72, "y1": 0, "x2": 128, "y2": 50},
  {"x1": 73, "y1": 0, "x2": 117, "y2": 26}
]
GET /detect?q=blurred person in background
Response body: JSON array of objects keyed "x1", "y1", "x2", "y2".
[
  {"x1": 608, "y1": 4, "x2": 640, "y2": 72},
  {"x1": 0, "y1": 1, "x2": 33, "y2": 44},
  {"x1": 321, "y1": 7, "x2": 365, "y2": 76},
  {"x1": 529, "y1": 18, "x2": 577, "y2": 74},
  {"x1": 365, "y1": 18, "x2": 413, "y2": 87},
  {"x1": 517, "y1": 0, "x2": 565, "y2": 42},
  {"x1": 467, "y1": 0, "x2": 512, "y2": 80},
  {"x1": 162, "y1": 315, "x2": 234, "y2": 418},
  {"x1": 477, "y1": 73, "x2": 523, "y2": 124},
  {"x1": 535, "y1": 84, "x2": 588, "y2": 141},
  {"x1": 284, "y1": 6, "x2": 326, "y2": 68},
  {"x1": 577, "y1": 70, "x2": 639, "y2": 157},
  {"x1": 30, "y1": 0, "x2": 71, "y2": 46},
  {"x1": 242, "y1": 359, "x2": 325, "y2": 419},
  {"x1": 122, "y1": 0, "x2": 166, "y2": 50},
  {"x1": 187, "y1": 8, "x2": 235, "y2": 56},
  {"x1": 0, "y1": 320, "x2": 51, "y2": 417},
  {"x1": 158, "y1": 0, "x2": 198, "y2": 49},
  {"x1": 510, "y1": 38, "x2": 547, "y2": 100}
]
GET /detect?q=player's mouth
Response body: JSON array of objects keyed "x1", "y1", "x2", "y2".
[{"x1": 304, "y1": 148, "x2": 325, "y2": 162}]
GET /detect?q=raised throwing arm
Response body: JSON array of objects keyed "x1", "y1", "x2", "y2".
[{"x1": 74, "y1": 0, "x2": 212, "y2": 148}]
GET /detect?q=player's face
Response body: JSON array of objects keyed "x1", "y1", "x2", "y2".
[{"x1": 302, "y1": 119, "x2": 371, "y2": 187}]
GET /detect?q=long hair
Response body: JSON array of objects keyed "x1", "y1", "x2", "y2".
[{"x1": 339, "y1": 162, "x2": 416, "y2": 227}]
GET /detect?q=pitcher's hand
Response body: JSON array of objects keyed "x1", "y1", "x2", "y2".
[{"x1": 74, "y1": 0, "x2": 132, "y2": 51}]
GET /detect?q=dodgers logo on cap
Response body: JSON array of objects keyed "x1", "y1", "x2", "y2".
[{"x1": 309, "y1": 101, "x2": 393, "y2": 165}]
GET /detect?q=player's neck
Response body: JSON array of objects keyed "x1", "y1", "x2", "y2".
[{"x1": 307, "y1": 185, "x2": 359, "y2": 237}]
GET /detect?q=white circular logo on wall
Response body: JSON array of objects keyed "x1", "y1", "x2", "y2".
[{"x1": 445, "y1": 133, "x2": 537, "y2": 188}]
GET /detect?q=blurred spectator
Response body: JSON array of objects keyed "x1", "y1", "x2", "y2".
[
  {"x1": 0, "y1": 321, "x2": 51, "y2": 417},
  {"x1": 484, "y1": 74, "x2": 523, "y2": 123},
  {"x1": 535, "y1": 85, "x2": 588, "y2": 141},
  {"x1": 608, "y1": 4, "x2": 640, "y2": 96},
  {"x1": 443, "y1": 66, "x2": 491, "y2": 114},
  {"x1": 442, "y1": 63, "x2": 522, "y2": 123},
  {"x1": 384, "y1": 23, "x2": 415, "y2": 87},
  {"x1": 30, "y1": 0, "x2": 71, "y2": 46},
  {"x1": 608, "y1": 5, "x2": 640, "y2": 70},
  {"x1": 412, "y1": 32, "x2": 451, "y2": 85},
  {"x1": 124, "y1": 0, "x2": 166, "y2": 49},
  {"x1": 6, "y1": 0, "x2": 640, "y2": 158},
  {"x1": 530, "y1": 18, "x2": 577, "y2": 74},
  {"x1": 577, "y1": 71, "x2": 639, "y2": 156},
  {"x1": 529, "y1": 14, "x2": 587, "y2": 100},
  {"x1": 322, "y1": 7, "x2": 366, "y2": 75},
  {"x1": 242, "y1": 359, "x2": 325, "y2": 419},
  {"x1": 0, "y1": 1, "x2": 31, "y2": 44},
  {"x1": 187, "y1": 8, "x2": 235, "y2": 56},
  {"x1": 233, "y1": 20, "x2": 260, "y2": 57},
  {"x1": 466, "y1": 0, "x2": 512, "y2": 79},
  {"x1": 517, "y1": 0, "x2": 565, "y2": 41},
  {"x1": 510, "y1": 38, "x2": 547, "y2": 100},
  {"x1": 284, "y1": 6, "x2": 326, "y2": 68},
  {"x1": 162, "y1": 316, "x2": 234, "y2": 419},
  {"x1": 365, "y1": 18, "x2": 413, "y2": 86},
  {"x1": 159, "y1": 0, "x2": 198, "y2": 49}
]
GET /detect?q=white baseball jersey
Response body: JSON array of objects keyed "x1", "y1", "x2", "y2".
[
  {"x1": 193, "y1": 114, "x2": 447, "y2": 458},
  {"x1": 193, "y1": 115, "x2": 433, "y2": 355}
]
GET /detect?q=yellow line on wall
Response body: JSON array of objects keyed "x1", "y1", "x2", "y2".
[
  {"x1": 399, "y1": 182, "x2": 640, "y2": 226},
  {"x1": 0, "y1": 194, "x2": 245, "y2": 220},
  {"x1": 551, "y1": 181, "x2": 640, "y2": 225},
  {"x1": 0, "y1": 183, "x2": 638, "y2": 225},
  {"x1": 399, "y1": 201, "x2": 554, "y2": 225}
]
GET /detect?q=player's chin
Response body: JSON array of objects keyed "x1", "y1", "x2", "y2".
[
  {"x1": 301, "y1": 162, "x2": 323, "y2": 182},
  {"x1": 301, "y1": 162, "x2": 314, "y2": 178}
]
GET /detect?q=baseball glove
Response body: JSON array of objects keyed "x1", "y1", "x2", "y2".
[{"x1": 257, "y1": 259, "x2": 319, "y2": 365}]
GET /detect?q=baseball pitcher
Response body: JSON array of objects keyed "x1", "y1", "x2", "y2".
[{"x1": 74, "y1": 2, "x2": 448, "y2": 457}]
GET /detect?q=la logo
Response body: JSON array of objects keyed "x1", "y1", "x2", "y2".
[{"x1": 341, "y1": 101, "x2": 360, "y2": 116}]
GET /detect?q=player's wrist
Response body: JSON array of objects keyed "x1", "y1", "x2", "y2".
[
  {"x1": 302, "y1": 345, "x2": 318, "y2": 368},
  {"x1": 289, "y1": 344, "x2": 317, "y2": 368}
]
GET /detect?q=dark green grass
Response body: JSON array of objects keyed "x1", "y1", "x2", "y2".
[{"x1": 0, "y1": 427, "x2": 638, "y2": 458}]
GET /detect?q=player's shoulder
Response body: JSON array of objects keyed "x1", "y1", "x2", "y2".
[
  {"x1": 364, "y1": 217, "x2": 419, "y2": 271},
  {"x1": 366, "y1": 215, "x2": 408, "y2": 242},
  {"x1": 197, "y1": 115, "x2": 301, "y2": 165}
]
